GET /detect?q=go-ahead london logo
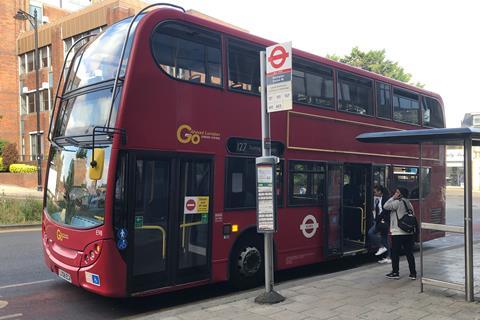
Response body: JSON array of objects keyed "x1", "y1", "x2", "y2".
[
  {"x1": 300, "y1": 214, "x2": 319, "y2": 239},
  {"x1": 176, "y1": 124, "x2": 220, "y2": 145}
]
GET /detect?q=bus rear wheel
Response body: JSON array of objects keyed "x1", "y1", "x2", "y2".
[{"x1": 229, "y1": 236, "x2": 264, "y2": 289}]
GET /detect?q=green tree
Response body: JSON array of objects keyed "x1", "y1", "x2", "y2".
[{"x1": 327, "y1": 47, "x2": 424, "y2": 88}]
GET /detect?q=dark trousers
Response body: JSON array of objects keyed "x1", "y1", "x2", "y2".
[{"x1": 391, "y1": 234, "x2": 416, "y2": 275}]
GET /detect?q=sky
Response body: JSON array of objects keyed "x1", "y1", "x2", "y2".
[{"x1": 65, "y1": 0, "x2": 480, "y2": 128}]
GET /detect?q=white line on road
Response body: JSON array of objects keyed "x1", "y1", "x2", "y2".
[
  {"x1": 0, "y1": 279, "x2": 55, "y2": 290},
  {"x1": 0, "y1": 300, "x2": 7, "y2": 308},
  {"x1": 0, "y1": 314, "x2": 23, "y2": 320}
]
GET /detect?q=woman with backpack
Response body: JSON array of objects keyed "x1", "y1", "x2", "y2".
[{"x1": 383, "y1": 187, "x2": 417, "y2": 280}]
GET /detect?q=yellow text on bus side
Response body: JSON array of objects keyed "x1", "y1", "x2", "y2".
[{"x1": 176, "y1": 124, "x2": 220, "y2": 145}]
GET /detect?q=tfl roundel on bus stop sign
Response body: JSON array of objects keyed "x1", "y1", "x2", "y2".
[{"x1": 266, "y1": 42, "x2": 292, "y2": 113}]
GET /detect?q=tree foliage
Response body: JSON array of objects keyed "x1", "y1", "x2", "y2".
[
  {"x1": 327, "y1": 47, "x2": 424, "y2": 88},
  {"x1": 2, "y1": 143, "x2": 19, "y2": 171}
]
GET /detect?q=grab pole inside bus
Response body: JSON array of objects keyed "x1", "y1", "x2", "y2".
[{"x1": 254, "y1": 51, "x2": 285, "y2": 304}]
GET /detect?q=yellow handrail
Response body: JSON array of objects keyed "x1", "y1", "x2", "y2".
[
  {"x1": 343, "y1": 206, "x2": 366, "y2": 236},
  {"x1": 180, "y1": 221, "x2": 205, "y2": 249},
  {"x1": 137, "y1": 225, "x2": 167, "y2": 258}
]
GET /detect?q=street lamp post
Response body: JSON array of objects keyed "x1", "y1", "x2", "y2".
[{"x1": 14, "y1": 9, "x2": 42, "y2": 192}]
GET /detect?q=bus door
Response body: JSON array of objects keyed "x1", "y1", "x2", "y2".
[
  {"x1": 342, "y1": 163, "x2": 372, "y2": 254},
  {"x1": 325, "y1": 164, "x2": 343, "y2": 257},
  {"x1": 128, "y1": 154, "x2": 212, "y2": 293}
]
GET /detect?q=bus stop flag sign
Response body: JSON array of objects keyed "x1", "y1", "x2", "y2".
[{"x1": 266, "y1": 42, "x2": 292, "y2": 113}]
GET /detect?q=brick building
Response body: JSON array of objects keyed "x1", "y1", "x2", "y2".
[{"x1": 0, "y1": 0, "x2": 147, "y2": 170}]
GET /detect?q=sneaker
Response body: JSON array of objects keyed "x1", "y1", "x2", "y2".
[
  {"x1": 378, "y1": 257, "x2": 392, "y2": 264},
  {"x1": 375, "y1": 247, "x2": 387, "y2": 256},
  {"x1": 409, "y1": 274, "x2": 417, "y2": 280},
  {"x1": 385, "y1": 272, "x2": 399, "y2": 279}
]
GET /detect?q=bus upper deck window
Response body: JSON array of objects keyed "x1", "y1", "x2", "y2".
[
  {"x1": 422, "y1": 96, "x2": 445, "y2": 128},
  {"x1": 151, "y1": 22, "x2": 222, "y2": 86},
  {"x1": 393, "y1": 88, "x2": 420, "y2": 125}
]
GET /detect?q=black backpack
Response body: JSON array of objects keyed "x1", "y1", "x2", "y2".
[{"x1": 396, "y1": 199, "x2": 417, "y2": 234}]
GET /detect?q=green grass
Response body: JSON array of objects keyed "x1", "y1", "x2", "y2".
[{"x1": 0, "y1": 196, "x2": 43, "y2": 225}]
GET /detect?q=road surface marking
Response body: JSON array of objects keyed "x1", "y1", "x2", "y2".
[
  {"x1": 0, "y1": 279, "x2": 55, "y2": 290},
  {"x1": 0, "y1": 314, "x2": 23, "y2": 320},
  {"x1": 0, "y1": 228, "x2": 40, "y2": 234},
  {"x1": 0, "y1": 300, "x2": 7, "y2": 308}
]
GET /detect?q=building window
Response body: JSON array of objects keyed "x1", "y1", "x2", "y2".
[
  {"x1": 393, "y1": 88, "x2": 419, "y2": 125},
  {"x1": 26, "y1": 51, "x2": 34, "y2": 72},
  {"x1": 376, "y1": 82, "x2": 392, "y2": 119},
  {"x1": 151, "y1": 22, "x2": 222, "y2": 86},
  {"x1": 19, "y1": 55, "x2": 26, "y2": 74},
  {"x1": 41, "y1": 90, "x2": 50, "y2": 111},
  {"x1": 293, "y1": 59, "x2": 334, "y2": 108},
  {"x1": 20, "y1": 94, "x2": 27, "y2": 115},
  {"x1": 27, "y1": 92, "x2": 36, "y2": 113},
  {"x1": 21, "y1": 137, "x2": 26, "y2": 162},
  {"x1": 288, "y1": 161, "x2": 325, "y2": 206},
  {"x1": 28, "y1": 4, "x2": 43, "y2": 31},
  {"x1": 228, "y1": 40, "x2": 262, "y2": 94},
  {"x1": 40, "y1": 46, "x2": 50, "y2": 68},
  {"x1": 337, "y1": 71, "x2": 374, "y2": 116},
  {"x1": 29, "y1": 132, "x2": 43, "y2": 161}
]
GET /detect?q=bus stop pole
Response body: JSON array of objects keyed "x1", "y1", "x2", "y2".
[
  {"x1": 260, "y1": 51, "x2": 274, "y2": 294},
  {"x1": 464, "y1": 138, "x2": 474, "y2": 302},
  {"x1": 255, "y1": 51, "x2": 285, "y2": 304}
]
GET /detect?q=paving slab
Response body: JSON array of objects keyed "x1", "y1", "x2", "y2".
[{"x1": 132, "y1": 242, "x2": 480, "y2": 320}]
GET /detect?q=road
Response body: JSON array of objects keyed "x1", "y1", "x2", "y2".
[{"x1": 0, "y1": 189, "x2": 478, "y2": 320}]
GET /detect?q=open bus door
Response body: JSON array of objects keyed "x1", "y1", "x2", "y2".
[
  {"x1": 126, "y1": 154, "x2": 213, "y2": 294},
  {"x1": 342, "y1": 163, "x2": 372, "y2": 255},
  {"x1": 325, "y1": 164, "x2": 343, "y2": 257}
]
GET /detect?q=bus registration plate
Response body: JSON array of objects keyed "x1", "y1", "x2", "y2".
[{"x1": 58, "y1": 269, "x2": 72, "y2": 283}]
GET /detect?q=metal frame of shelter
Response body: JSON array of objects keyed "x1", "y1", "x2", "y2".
[{"x1": 357, "y1": 127, "x2": 480, "y2": 302}]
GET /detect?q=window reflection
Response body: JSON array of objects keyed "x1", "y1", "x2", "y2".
[
  {"x1": 152, "y1": 22, "x2": 222, "y2": 86},
  {"x1": 393, "y1": 88, "x2": 419, "y2": 125},
  {"x1": 46, "y1": 147, "x2": 111, "y2": 228},
  {"x1": 65, "y1": 17, "x2": 141, "y2": 91},
  {"x1": 57, "y1": 88, "x2": 117, "y2": 137},
  {"x1": 338, "y1": 71, "x2": 373, "y2": 115}
]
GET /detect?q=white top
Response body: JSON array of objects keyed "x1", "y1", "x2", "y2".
[{"x1": 383, "y1": 196, "x2": 415, "y2": 236}]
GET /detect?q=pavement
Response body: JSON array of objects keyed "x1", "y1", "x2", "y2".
[
  {"x1": 134, "y1": 242, "x2": 480, "y2": 320},
  {"x1": 0, "y1": 184, "x2": 42, "y2": 199}
]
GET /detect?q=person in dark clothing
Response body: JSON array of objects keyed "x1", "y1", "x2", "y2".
[
  {"x1": 367, "y1": 185, "x2": 391, "y2": 263},
  {"x1": 383, "y1": 187, "x2": 417, "y2": 280}
]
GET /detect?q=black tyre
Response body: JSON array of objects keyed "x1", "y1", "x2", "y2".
[{"x1": 229, "y1": 235, "x2": 264, "y2": 289}]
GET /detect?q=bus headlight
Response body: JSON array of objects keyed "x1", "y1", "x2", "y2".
[{"x1": 81, "y1": 240, "x2": 103, "y2": 267}]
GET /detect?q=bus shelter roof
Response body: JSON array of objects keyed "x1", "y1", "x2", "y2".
[{"x1": 356, "y1": 127, "x2": 480, "y2": 146}]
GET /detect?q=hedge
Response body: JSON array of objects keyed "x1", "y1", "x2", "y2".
[
  {"x1": 0, "y1": 157, "x2": 6, "y2": 172},
  {"x1": 9, "y1": 163, "x2": 37, "y2": 173}
]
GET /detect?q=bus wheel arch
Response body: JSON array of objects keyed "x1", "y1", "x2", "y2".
[{"x1": 228, "y1": 227, "x2": 277, "y2": 289}]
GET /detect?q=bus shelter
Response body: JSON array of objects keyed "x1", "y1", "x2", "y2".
[{"x1": 356, "y1": 127, "x2": 480, "y2": 302}]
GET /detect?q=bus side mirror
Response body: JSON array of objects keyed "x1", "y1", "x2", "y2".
[{"x1": 89, "y1": 148, "x2": 105, "y2": 181}]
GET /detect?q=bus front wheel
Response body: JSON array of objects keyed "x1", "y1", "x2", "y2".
[{"x1": 229, "y1": 235, "x2": 264, "y2": 289}]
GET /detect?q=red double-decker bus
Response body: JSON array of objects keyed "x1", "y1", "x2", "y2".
[{"x1": 43, "y1": 5, "x2": 446, "y2": 297}]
